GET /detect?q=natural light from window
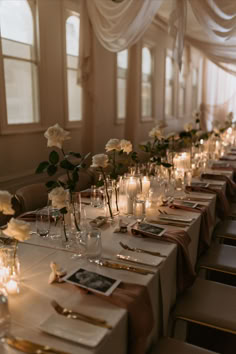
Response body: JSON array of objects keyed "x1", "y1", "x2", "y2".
[
  {"x1": 66, "y1": 14, "x2": 82, "y2": 122},
  {"x1": 142, "y1": 47, "x2": 153, "y2": 118},
  {"x1": 0, "y1": 0, "x2": 39, "y2": 125},
  {"x1": 117, "y1": 49, "x2": 128, "y2": 120}
]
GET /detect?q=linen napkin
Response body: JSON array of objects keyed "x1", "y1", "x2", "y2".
[
  {"x1": 131, "y1": 227, "x2": 195, "y2": 294},
  {"x1": 83, "y1": 282, "x2": 154, "y2": 354},
  {"x1": 186, "y1": 185, "x2": 230, "y2": 219},
  {"x1": 211, "y1": 163, "x2": 236, "y2": 181},
  {"x1": 161, "y1": 230, "x2": 196, "y2": 293},
  {"x1": 169, "y1": 204, "x2": 213, "y2": 256},
  {"x1": 201, "y1": 173, "x2": 236, "y2": 198}
]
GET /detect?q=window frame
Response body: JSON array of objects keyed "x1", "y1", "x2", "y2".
[
  {"x1": 62, "y1": 2, "x2": 82, "y2": 130},
  {"x1": 0, "y1": 0, "x2": 42, "y2": 135},
  {"x1": 115, "y1": 49, "x2": 129, "y2": 125},
  {"x1": 140, "y1": 44, "x2": 154, "y2": 123},
  {"x1": 164, "y1": 49, "x2": 175, "y2": 120}
]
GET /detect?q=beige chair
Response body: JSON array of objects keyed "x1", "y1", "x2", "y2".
[
  {"x1": 152, "y1": 337, "x2": 218, "y2": 354},
  {"x1": 213, "y1": 219, "x2": 236, "y2": 243},
  {"x1": 173, "y1": 278, "x2": 236, "y2": 338},
  {"x1": 15, "y1": 183, "x2": 48, "y2": 213},
  {"x1": 0, "y1": 195, "x2": 21, "y2": 226},
  {"x1": 197, "y1": 242, "x2": 236, "y2": 278}
]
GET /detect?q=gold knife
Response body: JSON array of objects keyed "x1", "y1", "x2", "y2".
[
  {"x1": 5, "y1": 335, "x2": 70, "y2": 354},
  {"x1": 98, "y1": 259, "x2": 155, "y2": 275}
]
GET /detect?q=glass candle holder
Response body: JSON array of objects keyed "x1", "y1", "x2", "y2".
[{"x1": 3, "y1": 247, "x2": 20, "y2": 295}]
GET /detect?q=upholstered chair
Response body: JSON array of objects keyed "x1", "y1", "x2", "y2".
[
  {"x1": 15, "y1": 183, "x2": 48, "y2": 213},
  {"x1": 153, "y1": 337, "x2": 218, "y2": 354}
]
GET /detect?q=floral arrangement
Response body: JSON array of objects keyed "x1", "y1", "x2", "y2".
[
  {"x1": 35, "y1": 123, "x2": 90, "y2": 238},
  {"x1": 0, "y1": 191, "x2": 31, "y2": 270},
  {"x1": 139, "y1": 126, "x2": 173, "y2": 168}
]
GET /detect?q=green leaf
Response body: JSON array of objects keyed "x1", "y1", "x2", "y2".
[
  {"x1": 162, "y1": 162, "x2": 172, "y2": 168},
  {"x1": 69, "y1": 152, "x2": 81, "y2": 158},
  {"x1": 49, "y1": 150, "x2": 59, "y2": 165},
  {"x1": 46, "y1": 180, "x2": 59, "y2": 190},
  {"x1": 60, "y1": 207, "x2": 67, "y2": 215},
  {"x1": 35, "y1": 161, "x2": 50, "y2": 174},
  {"x1": 47, "y1": 165, "x2": 57, "y2": 176},
  {"x1": 60, "y1": 159, "x2": 75, "y2": 171},
  {"x1": 72, "y1": 170, "x2": 79, "y2": 183}
]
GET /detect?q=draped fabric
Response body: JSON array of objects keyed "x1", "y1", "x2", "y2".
[
  {"x1": 78, "y1": 0, "x2": 164, "y2": 83},
  {"x1": 79, "y1": 0, "x2": 236, "y2": 81}
]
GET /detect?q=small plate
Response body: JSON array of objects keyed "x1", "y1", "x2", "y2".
[
  {"x1": 117, "y1": 249, "x2": 163, "y2": 267},
  {"x1": 40, "y1": 313, "x2": 108, "y2": 348}
]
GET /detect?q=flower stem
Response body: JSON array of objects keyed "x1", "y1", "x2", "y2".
[
  {"x1": 62, "y1": 214, "x2": 68, "y2": 242},
  {"x1": 101, "y1": 168, "x2": 113, "y2": 219},
  {"x1": 12, "y1": 240, "x2": 18, "y2": 274}
]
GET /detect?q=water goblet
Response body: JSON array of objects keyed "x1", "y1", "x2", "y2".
[
  {"x1": 36, "y1": 208, "x2": 50, "y2": 237},
  {"x1": 85, "y1": 228, "x2": 102, "y2": 262}
]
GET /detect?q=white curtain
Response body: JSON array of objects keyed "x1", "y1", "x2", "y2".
[
  {"x1": 202, "y1": 58, "x2": 236, "y2": 130},
  {"x1": 78, "y1": 0, "x2": 164, "y2": 83}
]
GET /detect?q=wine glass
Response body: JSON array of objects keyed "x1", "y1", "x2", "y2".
[
  {"x1": 36, "y1": 207, "x2": 50, "y2": 237},
  {"x1": 71, "y1": 205, "x2": 87, "y2": 260}
]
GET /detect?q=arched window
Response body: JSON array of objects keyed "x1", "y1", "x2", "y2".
[
  {"x1": 0, "y1": 0, "x2": 39, "y2": 127},
  {"x1": 141, "y1": 46, "x2": 153, "y2": 118},
  {"x1": 165, "y1": 50, "x2": 174, "y2": 117},
  {"x1": 117, "y1": 49, "x2": 128, "y2": 120},
  {"x1": 65, "y1": 14, "x2": 82, "y2": 122}
]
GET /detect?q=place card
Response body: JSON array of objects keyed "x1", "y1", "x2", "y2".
[{"x1": 63, "y1": 268, "x2": 120, "y2": 296}]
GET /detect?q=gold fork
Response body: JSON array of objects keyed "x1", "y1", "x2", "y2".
[
  {"x1": 119, "y1": 241, "x2": 167, "y2": 257},
  {"x1": 51, "y1": 300, "x2": 112, "y2": 329}
]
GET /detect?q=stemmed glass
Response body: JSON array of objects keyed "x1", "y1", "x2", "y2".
[
  {"x1": 71, "y1": 205, "x2": 88, "y2": 260},
  {"x1": 36, "y1": 207, "x2": 50, "y2": 237}
]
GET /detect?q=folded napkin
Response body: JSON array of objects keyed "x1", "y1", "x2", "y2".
[
  {"x1": 202, "y1": 173, "x2": 236, "y2": 198},
  {"x1": 131, "y1": 227, "x2": 195, "y2": 294},
  {"x1": 161, "y1": 230, "x2": 196, "y2": 293},
  {"x1": 186, "y1": 185, "x2": 230, "y2": 219},
  {"x1": 85, "y1": 283, "x2": 154, "y2": 354},
  {"x1": 169, "y1": 204, "x2": 213, "y2": 256}
]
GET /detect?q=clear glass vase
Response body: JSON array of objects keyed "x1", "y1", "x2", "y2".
[{"x1": 0, "y1": 247, "x2": 20, "y2": 295}]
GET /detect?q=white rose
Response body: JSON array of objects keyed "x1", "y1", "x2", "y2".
[
  {"x1": 149, "y1": 127, "x2": 163, "y2": 139},
  {"x1": 48, "y1": 187, "x2": 67, "y2": 209},
  {"x1": 166, "y1": 132, "x2": 176, "y2": 139},
  {"x1": 105, "y1": 139, "x2": 121, "y2": 152},
  {"x1": 91, "y1": 154, "x2": 109, "y2": 169},
  {"x1": 44, "y1": 123, "x2": 71, "y2": 149},
  {"x1": 3, "y1": 218, "x2": 31, "y2": 242},
  {"x1": 120, "y1": 139, "x2": 132, "y2": 153},
  {"x1": 0, "y1": 191, "x2": 14, "y2": 215},
  {"x1": 184, "y1": 123, "x2": 194, "y2": 132},
  {"x1": 196, "y1": 130, "x2": 203, "y2": 137}
]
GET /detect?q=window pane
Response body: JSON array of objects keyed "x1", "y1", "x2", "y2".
[
  {"x1": 67, "y1": 69, "x2": 82, "y2": 121},
  {"x1": 117, "y1": 50, "x2": 128, "y2": 69},
  {"x1": 67, "y1": 54, "x2": 78, "y2": 69},
  {"x1": 165, "y1": 54, "x2": 174, "y2": 116},
  {"x1": 0, "y1": 0, "x2": 33, "y2": 44},
  {"x1": 142, "y1": 47, "x2": 152, "y2": 75},
  {"x1": 142, "y1": 82, "x2": 152, "y2": 117},
  {"x1": 2, "y1": 38, "x2": 34, "y2": 60},
  {"x1": 4, "y1": 58, "x2": 39, "y2": 124},
  {"x1": 117, "y1": 78, "x2": 126, "y2": 119},
  {"x1": 66, "y1": 15, "x2": 79, "y2": 57}
]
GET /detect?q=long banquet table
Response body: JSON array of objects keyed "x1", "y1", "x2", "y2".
[{"x1": 0, "y1": 165, "x2": 233, "y2": 354}]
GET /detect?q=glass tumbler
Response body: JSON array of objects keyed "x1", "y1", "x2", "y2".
[
  {"x1": 36, "y1": 207, "x2": 50, "y2": 237},
  {"x1": 85, "y1": 228, "x2": 102, "y2": 262},
  {"x1": 0, "y1": 290, "x2": 10, "y2": 338}
]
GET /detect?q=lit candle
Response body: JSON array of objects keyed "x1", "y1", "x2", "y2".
[
  {"x1": 6, "y1": 279, "x2": 19, "y2": 295},
  {"x1": 141, "y1": 177, "x2": 150, "y2": 196}
]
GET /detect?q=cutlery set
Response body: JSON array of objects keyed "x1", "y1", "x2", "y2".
[
  {"x1": 51, "y1": 300, "x2": 112, "y2": 329},
  {"x1": 4, "y1": 335, "x2": 69, "y2": 354}
]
